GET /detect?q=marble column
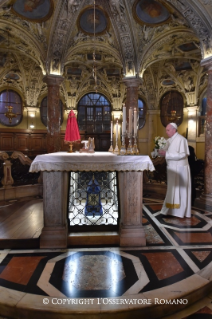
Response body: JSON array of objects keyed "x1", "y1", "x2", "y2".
[
  {"x1": 118, "y1": 171, "x2": 146, "y2": 247},
  {"x1": 123, "y1": 77, "x2": 141, "y2": 114},
  {"x1": 200, "y1": 57, "x2": 212, "y2": 205},
  {"x1": 43, "y1": 75, "x2": 64, "y2": 153},
  {"x1": 40, "y1": 171, "x2": 69, "y2": 248}
]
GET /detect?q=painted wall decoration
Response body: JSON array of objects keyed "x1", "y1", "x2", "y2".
[
  {"x1": 5, "y1": 72, "x2": 20, "y2": 81},
  {"x1": 78, "y1": 7, "x2": 108, "y2": 35},
  {"x1": 11, "y1": 0, "x2": 54, "y2": 22},
  {"x1": 133, "y1": 0, "x2": 171, "y2": 26},
  {"x1": 162, "y1": 79, "x2": 175, "y2": 86}
]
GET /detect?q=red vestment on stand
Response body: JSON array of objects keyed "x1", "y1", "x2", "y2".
[{"x1": 64, "y1": 110, "x2": 81, "y2": 142}]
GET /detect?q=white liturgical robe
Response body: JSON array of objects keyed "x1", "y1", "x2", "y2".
[{"x1": 161, "y1": 132, "x2": 191, "y2": 218}]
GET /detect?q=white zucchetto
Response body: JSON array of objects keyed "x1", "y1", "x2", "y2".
[{"x1": 169, "y1": 122, "x2": 178, "y2": 130}]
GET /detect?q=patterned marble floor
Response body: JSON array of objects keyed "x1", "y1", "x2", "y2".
[{"x1": 0, "y1": 198, "x2": 211, "y2": 319}]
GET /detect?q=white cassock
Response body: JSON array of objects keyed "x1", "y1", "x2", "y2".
[{"x1": 161, "y1": 132, "x2": 191, "y2": 218}]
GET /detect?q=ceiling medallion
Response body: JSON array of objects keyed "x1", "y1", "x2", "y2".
[
  {"x1": 11, "y1": 0, "x2": 54, "y2": 23},
  {"x1": 133, "y1": 0, "x2": 172, "y2": 27},
  {"x1": 78, "y1": 5, "x2": 109, "y2": 35}
]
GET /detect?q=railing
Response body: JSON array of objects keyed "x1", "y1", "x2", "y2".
[
  {"x1": 68, "y1": 171, "x2": 119, "y2": 228},
  {"x1": 0, "y1": 151, "x2": 40, "y2": 187}
]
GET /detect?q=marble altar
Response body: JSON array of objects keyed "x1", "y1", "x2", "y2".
[{"x1": 30, "y1": 152, "x2": 154, "y2": 248}]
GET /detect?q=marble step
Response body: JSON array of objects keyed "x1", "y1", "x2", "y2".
[{"x1": 68, "y1": 231, "x2": 119, "y2": 246}]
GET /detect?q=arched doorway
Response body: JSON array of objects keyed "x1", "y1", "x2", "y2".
[{"x1": 77, "y1": 93, "x2": 111, "y2": 151}]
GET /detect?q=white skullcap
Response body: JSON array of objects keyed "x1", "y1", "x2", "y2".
[{"x1": 169, "y1": 122, "x2": 178, "y2": 130}]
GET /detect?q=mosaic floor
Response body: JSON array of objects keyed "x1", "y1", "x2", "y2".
[{"x1": 0, "y1": 198, "x2": 212, "y2": 318}]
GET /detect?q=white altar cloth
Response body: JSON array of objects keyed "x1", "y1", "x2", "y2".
[{"x1": 29, "y1": 152, "x2": 155, "y2": 172}]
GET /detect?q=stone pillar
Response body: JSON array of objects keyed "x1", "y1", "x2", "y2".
[
  {"x1": 186, "y1": 106, "x2": 198, "y2": 151},
  {"x1": 123, "y1": 77, "x2": 141, "y2": 115},
  {"x1": 118, "y1": 171, "x2": 146, "y2": 247},
  {"x1": 200, "y1": 57, "x2": 212, "y2": 205},
  {"x1": 40, "y1": 171, "x2": 69, "y2": 248},
  {"x1": 43, "y1": 75, "x2": 64, "y2": 153}
]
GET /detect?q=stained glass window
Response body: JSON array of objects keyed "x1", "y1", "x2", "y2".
[{"x1": 77, "y1": 93, "x2": 111, "y2": 133}]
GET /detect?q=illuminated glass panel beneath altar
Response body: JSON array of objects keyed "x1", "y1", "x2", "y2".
[{"x1": 68, "y1": 171, "x2": 119, "y2": 226}]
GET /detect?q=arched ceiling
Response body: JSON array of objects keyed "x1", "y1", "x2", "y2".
[{"x1": 0, "y1": 0, "x2": 211, "y2": 109}]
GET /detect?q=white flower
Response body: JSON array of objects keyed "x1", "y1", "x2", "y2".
[{"x1": 154, "y1": 136, "x2": 167, "y2": 149}]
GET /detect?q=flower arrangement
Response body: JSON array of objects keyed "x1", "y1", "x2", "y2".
[{"x1": 154, "y1": 136, "x2": 167, "y2": 150}]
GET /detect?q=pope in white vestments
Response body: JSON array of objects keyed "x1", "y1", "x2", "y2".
[{"x1": 158, "y1": 123, "x2": 191, "y2": 218}]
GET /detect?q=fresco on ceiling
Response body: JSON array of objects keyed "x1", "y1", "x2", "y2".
[
  {"x1": 5, "y1": 72, "x2": 20, "y2": 80},
  {"x1": 162, "y1": 79, "x2": 175, "y2": 86},
  {"x1": 135, "y1": 0, "x2": 170, "y2": 25},
  {"x1": 11, "y1": 0, "x2": 54, "y2": 22},
  {"x1": 79, "y1": 8, "x2": 107, "y2": 35},
  {"x1": 178, "y1": 43, "x2": 197, "y2": 52},
  {"x1": 175, "y1": 62, "x2": 192, "y2": 71}
]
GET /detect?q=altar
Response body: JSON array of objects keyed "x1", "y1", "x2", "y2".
[{"x1": 30, "y1": 152, "x2": 155, "y2": 248}]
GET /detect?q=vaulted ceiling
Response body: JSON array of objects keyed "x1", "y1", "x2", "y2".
[{"x1": 0, "y1": 0, "x2": 211, "y2": 110}]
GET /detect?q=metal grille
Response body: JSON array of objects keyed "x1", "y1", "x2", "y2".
[{"x1": 68, "y1": 171, "x2": 119, "y2": 226}]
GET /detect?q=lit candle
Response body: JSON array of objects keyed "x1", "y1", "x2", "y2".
[
  {"x1": 134, "y1": 108, "x2": 137, "y2": 136},
  {"x1": 116, "y1": 120, "x2": 118, "y2": 140},
  {"x1": 111, "y1": 121, "x2": 113, "y2": 140},
  {"x1": 122, "y1": 104, "x2": 126, "y2": 134},
  {"x1": 129, "y1": 107, "x2": 132, "y2": 134}
]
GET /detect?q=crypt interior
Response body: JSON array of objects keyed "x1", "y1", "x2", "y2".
[{"x1": 0, "y1": 0, "x2": 212, "y2": 318}]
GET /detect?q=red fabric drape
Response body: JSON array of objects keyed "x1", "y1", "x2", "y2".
[{"x1": 64, "y1": 110, "x2": 81, "y2": 142}]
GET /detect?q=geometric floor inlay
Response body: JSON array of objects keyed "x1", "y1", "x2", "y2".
[{"x1": 0, "y1": 202, "x2": 212, "y2": 319}]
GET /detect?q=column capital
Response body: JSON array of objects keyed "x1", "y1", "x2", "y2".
[
  {"x1": 123, "y1": 77, "x2": 142, "y2": 87},
  {"x1": 201, "y1": 56, "x2": 212, "y2": 71},
  {"x1": 43, "y1": 74, "x2": 64, "y2": 86}
]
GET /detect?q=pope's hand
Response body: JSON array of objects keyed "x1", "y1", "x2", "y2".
[{"x1": 158, "y1": 150, "x2": 166, "y2": 157}]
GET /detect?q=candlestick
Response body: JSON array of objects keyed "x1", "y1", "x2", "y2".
[
  {"x1": 133, "y1": 134, "x2": 139, "y2": 155},
  {"x1": 110, "y1": 121, "x2": 113, "y2": 140},
  {"x1": 122, "y1": 104, "x2": 126, "y2": 134},
  {"x1": 129, "y1": 107, "x2": 132, "y2": 134},
  {"x1": 116, "y1": 120, "x2": 118, "y2": 140},
  {"x1": 127, "y1": 132, "x2": 133, "y2": 155},
  {"x1": 134, "y1": 108, "x2": 137, "y2": 136},
  {"x1": 120, "y1": 132, "x2": 126, "y2": 155}
]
